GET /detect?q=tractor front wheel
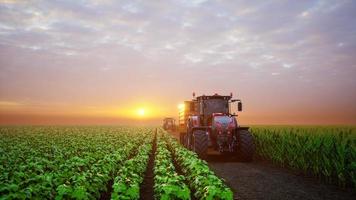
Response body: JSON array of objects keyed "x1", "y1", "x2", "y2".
[
  {"x1": 179, "y1": 132, "x2": 185, "y2": 145},
  {"x1": 238, "y1": 130, "x2": 255, "y2": 162},
  {"x1": 193, "y1": 130, "x2": 208, "y2": 158}
]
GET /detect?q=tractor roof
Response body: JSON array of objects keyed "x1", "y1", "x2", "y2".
[
  {"x1": 195, "y1": 94, "x2": 232, "y2": 101},
  {"x1": 163, "y1": 117, "x2": 174, "y2": 120}
]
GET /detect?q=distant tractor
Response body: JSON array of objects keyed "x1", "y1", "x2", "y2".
[
  {"x1": 163, "y1": 117, "x2": 176, "y2": 131},
  {"x1": 178, "y1": 93, "x2": 255, "y2": 161}
]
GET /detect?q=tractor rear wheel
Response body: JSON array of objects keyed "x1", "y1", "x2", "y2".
[
  {"x1": 239, "y1": 130, "x2": 255, "y2": 162},
  {"x1": 193, "y1": 130, "x2": 208, "y2": 158}
]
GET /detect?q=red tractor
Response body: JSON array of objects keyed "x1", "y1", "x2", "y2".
[{"x1": 178, "y1": 93, "x2": 255, "y2": 161}]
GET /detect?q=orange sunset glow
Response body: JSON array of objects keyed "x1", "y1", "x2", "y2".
[{"x1": 0, "y1": 1, "x2": 356, "y2": 125}]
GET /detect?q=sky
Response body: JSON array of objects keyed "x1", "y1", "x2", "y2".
[{"x1": 0, "y1": 0, "x2": 356, "y2": 125}]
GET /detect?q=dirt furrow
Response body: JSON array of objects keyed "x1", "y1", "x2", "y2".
[{"x1": 139, "y1": 129, "x2": 157, "y2": 200}]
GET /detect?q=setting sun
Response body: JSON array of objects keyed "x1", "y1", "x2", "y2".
[
  {"x1": 137, "y1": 108, "x2": 145, "y2": 117},
  {"x1": 111, "y1": 103, "x2": 164, "y2": 120}
]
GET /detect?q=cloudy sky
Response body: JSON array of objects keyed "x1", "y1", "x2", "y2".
[{"x1": 0, "y1": 0, "x2": 355, "y2": 125}]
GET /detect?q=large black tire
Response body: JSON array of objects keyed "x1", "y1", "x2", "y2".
[
  {"x1": 238, "y1": 130, "x2": 255, "y2": 162},
  {"x1": 179, "y1": 132, "x2": 185, "y2": 145},
  {"x1": 193, "y1": 130, "x2": 208, "y2": 158}
]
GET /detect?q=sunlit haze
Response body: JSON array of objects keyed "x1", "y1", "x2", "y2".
[{"x1": 0, "y1": 0, "x2": 356, "y2": 125}]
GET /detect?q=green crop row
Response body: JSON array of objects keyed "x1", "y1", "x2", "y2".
[
  {"x1": 163, "y1": 131, "x2": 234, "y2": 200},
  {"x1": 154, "y1": 135, "x2": 191, "y2": 199},
  {"x1": 111, "y1": 134, "x2": 153, "y2": 200},
  {"x1": 0, "y1": 126, "x2": 235, "y2": 199},
  {"x1": 0, "y1": 127, "x2": 152, "y2": 199},
  {"x1": 251, "y1": 126, "x2": 356, "y2": 187}
]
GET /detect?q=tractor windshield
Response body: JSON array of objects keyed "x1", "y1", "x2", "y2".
[{"x1": 203, "y1": 99, "x2": 229, "y2": 115}]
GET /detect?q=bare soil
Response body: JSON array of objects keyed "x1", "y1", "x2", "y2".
[
  {"x1": 208, "y1": 156, "x2": 355, "y2": 200},
  {"x1": 139, "y1": 130, "x2": 157, "y2": 200},
  {"x1": 99, "y1": 178, "x2": 113, "y2": 200}
]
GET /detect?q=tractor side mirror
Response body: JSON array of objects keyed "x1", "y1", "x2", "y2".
[{"x1": 238, "y1": 102, "x2": 242, "y2": 111}]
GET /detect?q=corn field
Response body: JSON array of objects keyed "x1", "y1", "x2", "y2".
[{"x1": 251, "y1": 126, "x2": 356, "y2": 187}]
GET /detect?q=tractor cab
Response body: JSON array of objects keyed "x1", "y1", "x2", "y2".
[{"x1": 196, "y1": 94, "x2": 241, "y2": 126}]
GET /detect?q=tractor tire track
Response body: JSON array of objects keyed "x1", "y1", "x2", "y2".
[{"x1": 208, "y1": 158, "x2": 355, "y2": 200}]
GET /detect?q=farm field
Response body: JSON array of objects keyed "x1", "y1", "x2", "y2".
[
  {"x1": 1, "y1": 1, "x2": 355, "y2": 200},
  {"x1": 1, "y1": 126, "x2": 355, "y2": 200},
  {"x1": 251, "y1": 126, "x2": 356, "y2": 188},
  {"x1": 0, "y1": 126, "x2": 232, "y2": 200},
  {"x1": 171, "y1": 126, "x2": 356, "y2": 200}
]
